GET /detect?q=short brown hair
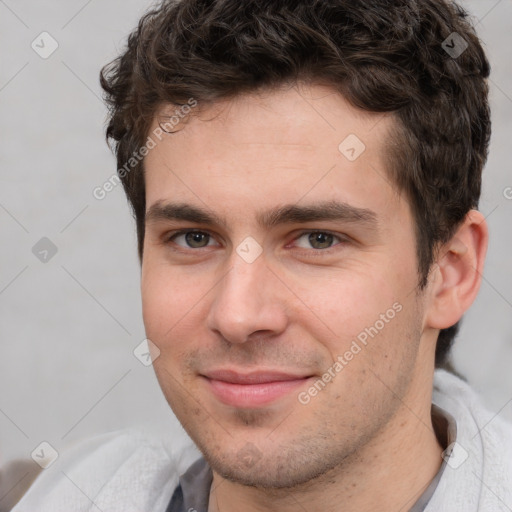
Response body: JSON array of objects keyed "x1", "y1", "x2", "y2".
[{"x1": 100, "y1": 0, "x2": 491, "y2": 368}]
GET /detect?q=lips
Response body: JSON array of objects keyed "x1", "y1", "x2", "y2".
[{"x1": 201, "y1": 369, "x2": 313, "y2": 408}]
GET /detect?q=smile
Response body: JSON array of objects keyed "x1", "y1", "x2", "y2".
[{"x1": 201, "y1": 369, "x2": 313, "y2": 408}]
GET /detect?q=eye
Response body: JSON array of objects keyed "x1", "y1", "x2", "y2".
[
  {"x1": 166, "y1": 230, "x2": 218, "y2": 249},
  {"x1": 292, "y1": 231, "x2": 345, "y2": 250},
  {"x1": 165, "y1": 229, "x2": 347, "y2": 253}
]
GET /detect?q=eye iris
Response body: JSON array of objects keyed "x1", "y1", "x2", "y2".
[
  {"x1": 309, "y1": 232, "x2": 333, "y2": 249},
  {"x1": 186, "y1": 232, "x2": 209, "y2": 248}
]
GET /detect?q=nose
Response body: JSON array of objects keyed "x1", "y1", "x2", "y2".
[{"x1": 206, "y1": 251, "x2": 289, "y2": 344}]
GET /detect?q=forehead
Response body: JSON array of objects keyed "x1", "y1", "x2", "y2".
[
  {"x1": 143, "y1": 83, "x2": 402, "y2": 228},
  {"x1": 151, "y1": 83, "x2": 392, "y2": 152}
]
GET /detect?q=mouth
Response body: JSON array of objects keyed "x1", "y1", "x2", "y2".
[{"x1": 200, "y1": 369, "x2": 314, "y2": 408}]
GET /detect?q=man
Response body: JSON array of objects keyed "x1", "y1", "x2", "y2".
[{"x1": 13, "y1": 0, "x2": 512, "y2": 510}]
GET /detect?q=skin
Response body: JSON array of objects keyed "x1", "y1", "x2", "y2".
[{"x1": 141, "y1": 82, "x2": 488, "y2": 512}]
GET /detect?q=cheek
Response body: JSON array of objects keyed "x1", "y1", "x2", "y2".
[
  {"x1": 141, "y1": 258, "x2": 219, "y2": 360},
  {"x1": 290, "y1": 262, "x2": 419, "y2": 374},
  {"x1": 293, "y1": 266, "x2": 405, "y2": 330},
  {"x1": 141, "y1": 261, "x2": 191, "y2": 342}
]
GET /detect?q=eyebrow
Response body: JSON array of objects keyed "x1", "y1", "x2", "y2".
[{"x1": 145, "y1": 200, "x2": 379, "y2": 231}]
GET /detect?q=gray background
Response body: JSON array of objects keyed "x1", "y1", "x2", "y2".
[{"x1": 0, "y1": 0, "x2": 511, "y2": 474}]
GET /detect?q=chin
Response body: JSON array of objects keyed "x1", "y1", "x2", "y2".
[{"x1": 199, "y1": 438, "x2": 347, "y2": 490}]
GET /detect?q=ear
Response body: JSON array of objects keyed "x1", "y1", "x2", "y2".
[{"x1": 425, "y1": 210, "x2": 488, "y2": 330}]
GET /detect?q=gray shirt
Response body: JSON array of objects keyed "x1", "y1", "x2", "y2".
[{"x1": 166, "y1": 404, "x2": 457, "y2": 512}]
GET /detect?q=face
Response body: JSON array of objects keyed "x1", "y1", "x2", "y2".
[{"x1": 141, "y1": 83, "x2": 430, "y2": 488}]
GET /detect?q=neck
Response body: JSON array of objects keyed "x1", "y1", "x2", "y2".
[{"x1": 208, "y1": 373, "x2": 443, "y2": 512}]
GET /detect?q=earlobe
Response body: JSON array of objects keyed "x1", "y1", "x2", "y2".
[{"x1": 425, "y1": 210, "x2": 488, "y2": 330}]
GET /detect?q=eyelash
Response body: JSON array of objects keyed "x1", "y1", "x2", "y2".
[{"x1": 164, "y1": 229, "x2": 347, "y2": 255}]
